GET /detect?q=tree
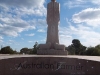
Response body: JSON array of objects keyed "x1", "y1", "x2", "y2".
[
  {"x1": 67, "y1": 44, "x2": 76, "y2": 55},
  {"x1": 92, "y1": 45, "x2": 100, "y2": 56},
  {"x1": 71, "y1": 39, "x2": 86, "y2": 55},
  {"x1": 95, "y1": 45, "x2": 100, "y2": 49},
  {"x1": 85, "y1": 47, "x2": 95, "y2": 55},
  {"x1": 0, "y1": 46, "x2": 14, "y2": 54},
  {"x1": 20, "y1": 48, "x2": 31, "y2": 54},
  {"x1": 32, "y1": 42, "x2": 39, "y2": 54},
  {"x1": 13, "y1": 50, "x2": 18, "y2": 54},
  {"x1": 92, "y1": 49, "x2": 100, "y2": 56},
  {"x1": 72, "y1": 39, "x2": 81, "y2": 48},
  {"x1": 85, "y1": 45, "x2": 100, "y2": 56}
]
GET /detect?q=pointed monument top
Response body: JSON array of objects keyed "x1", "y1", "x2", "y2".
[{"x1": 51, "y1": 0, "x2": 56, "y2": 2}]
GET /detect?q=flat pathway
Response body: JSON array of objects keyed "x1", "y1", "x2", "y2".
[{"x1": 0, "y1": 54, "x2": 100, "y2": 62}]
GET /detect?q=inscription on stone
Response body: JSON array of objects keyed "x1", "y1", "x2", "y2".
[{"x1": 11, "y1": 61, "x2": 83, "y2": 71}]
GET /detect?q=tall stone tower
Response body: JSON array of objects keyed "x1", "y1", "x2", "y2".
[
  {"x1": 37, "y1": 0, "x2": 67, "y2": 55},
  {"x1": 46, "y1": 0, "x2": 60, "y2": 49}
]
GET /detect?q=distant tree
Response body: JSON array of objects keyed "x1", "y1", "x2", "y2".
[
  {"x1": 92, "y1": 45, "x2": 100, "y2": 56},
  {"x1": 20, "y1": 48, "x2": 30, "y2": 54},
  {"x1": 92, "y1": 49, "x2": 100, "y2": 56},
  {"x1": 71, "y1": 39, "x2": 86, "y2": 55},
  {"x1": 95, "y1": 45, "x2": 100, "y2": 49},
  {"x1": 0, "y1": 46, "x2": 14, "y2": 54},
  {"x1": 32, "y1": 42, "x2": 39, "y2": 54},
  {"x1": 67, "y1": 44, "x2": 75, "y2": 55},
  {"x1": 72, "y1": 39, "x2": 81, "y2": 48},
  {"x1": 85, "y1": 45, "x2": 100, "y2": 56},
  {"x1": 80, "y1": 45, "x2": 87, "y2": 55},
  {"x1": 85, "y1": 47, "x2": 96, "y2": 56},
  {"x1": 13, "y1": 50, "x2": 19, "y2": 54}
]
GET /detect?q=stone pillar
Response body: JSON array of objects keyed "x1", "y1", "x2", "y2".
[{"x1": 46, "y1": 0, "x2": 60, "y2": 48}]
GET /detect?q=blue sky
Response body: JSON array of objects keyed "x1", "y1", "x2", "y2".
[{"x1": 0, "y1": 0, "x2": 100, "y2": 51}]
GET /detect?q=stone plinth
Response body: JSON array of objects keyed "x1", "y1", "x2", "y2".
[
  {"x1": 0, "y1": 55, "x2": 100, "y2": 75},
  {"x1": 38, "y1": 43, "x2": 67, "y2": 55},
  {"x1": 37, "y1": 50, "x2": 68, "y2": 55}
]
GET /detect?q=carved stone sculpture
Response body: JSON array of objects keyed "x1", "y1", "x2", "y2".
[
  {"x1": 37, "y1": 0, "x2": 67, "y2": 55},
  {"x1": 46, "y1": 0, "x2": 60, "y2": 49}
]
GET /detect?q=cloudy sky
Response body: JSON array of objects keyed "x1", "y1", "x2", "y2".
[{"x1": 0, "y1": 0, "x2": 100, "y2": 51}]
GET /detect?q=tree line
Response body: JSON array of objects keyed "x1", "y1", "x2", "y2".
[
  {"x1": 0, "y1": 42, "x2": 39, "y2": 54},
  {"x1": 67, "y1": 39, "x2": 100, "y2": 56},
  {"x1": 0, "y1": 39, "x2": 100, "y2": 56}
]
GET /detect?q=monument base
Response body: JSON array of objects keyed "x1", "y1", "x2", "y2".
[
  {"x1": 37, "y1": 50, "x2": 68, "y2": 55},
  {"x1": 0, "y1": 55, "x2": 100, "y2": 75}
]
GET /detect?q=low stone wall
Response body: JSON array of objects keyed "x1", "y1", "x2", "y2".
[
  {"x1": 0, "y1": 55, "x2": 100, "y2": 75},
  {"x1": 0, "y1": 54, "x2": 10, "y2": 55},
  {"x1": 37, "y1": 50, "x2": 68, "y2": 55}
]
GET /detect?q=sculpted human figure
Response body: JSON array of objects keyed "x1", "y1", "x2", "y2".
[
  {"x1": 46, "y1": 0, "x2": 60, "y2": 49},
  {"x1": 38, "y1": 0, "x2": 67, "y2": 54}
]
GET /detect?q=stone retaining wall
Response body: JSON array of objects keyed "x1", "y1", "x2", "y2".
[{"x1": 0, "y1": 56, "x2": 100, "y2": 75}]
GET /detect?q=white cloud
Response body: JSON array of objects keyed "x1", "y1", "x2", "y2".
[
  {"x1": 9, "y1": 40, "x2": 14, "y2": 42},
  {"x1": 73, "y1": 8, "x2": 100, "y2": 27},
  {"x1": 37, "y1": 29, "x2": 45, "y2": 32},
  {"x1": 16, "y1": 6, "x2": 46, "y2": 16},
  {"x1": 28, "y1": 41, "x2": 34, "y2": 43},
  {"x1": 59, "y1": 19, "x2": 100, "y2": 47},
  {"x1": 40, "y1": 39, "x2": 46, "y2": 42},
  {"x1": 0, "y1": 36, "x2": 3, "y2": 39},
  {"x1": 0, "y1": 19, "x2": 35, "y2": 37},
  {"x1": 0, "y1": 0, "x2": 46, "y2": 37},
  {"x1": 64, "y1": 0, "x2": 100, "y2": 8},
  {"x1": 5, "y1": 40, "x2": 20, "y2": 45},
  {"x1": 0, "y1": 12, "x2": 36, "y2": 37},
  {"x1": 36, "y1": 19, "x2": 47, "y2": 33},
  {"x1": 64, "y1": 0, "x2": 87, "y2": 8},
  {"x1": 0, "y1": 0, "x2": 46, "y2": 16},
  {"x1": 6, "y1": 40, "x2": 14, "y2": 45},
  {"x1": 59, "y1": 34, "x2": 72, "y2": 46},
  {"x1": 0, "y1": 0, "x2": 45, "y2": 8},
  {"x1": 37, "y1": 19, "x2": 47, "y2": 26},
  {"x1": 91, "y1": 0, "x2": 100, "y2": 5},
  {"x1": 0, "y1": 37, "x2": 3, "y2": 43},
  {"x1": 60, "y1": 35, "x2": 72, "y2": 38},
  {"x1": 21, "y1": 38, "x2": 24, "y2": 40},
  {"x1": 25, "y1": 33, "x2": 35, "y2": 36},
  {"x1": 0, "y1": 40, "x2": 3, "y2": 43}
]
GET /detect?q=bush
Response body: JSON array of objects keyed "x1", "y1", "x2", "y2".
[{"x1": 0, "y1": 46, "x2": 15, "y2": 54}]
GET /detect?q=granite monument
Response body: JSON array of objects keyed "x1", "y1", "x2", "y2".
[{"x1": 37, "y1": 0, "x2": 67, "y2": 55}]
